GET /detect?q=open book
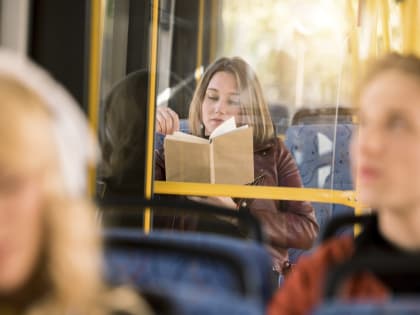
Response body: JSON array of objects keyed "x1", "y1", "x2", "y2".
[{"x1": 164, "y1": 117, "x2": 254, "y2": 184}]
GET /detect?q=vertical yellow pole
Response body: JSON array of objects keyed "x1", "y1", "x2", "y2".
[
  {"x1": 353, "y1": 0, "x2": 362, "y2": 236},
  {"x1": 416, "y1": 2, "x2": 420, "y2": 56},
  {"x1": 380, "y1": 0, "x2": 390, "y2": 53},
  {"x1": 409, "y1": 0, "x2": 418, "y2": 55},
  {"x1": 209, "y1": 0, "x2": 218, "y2": 62},
  {"x1": 196, "y1": 0, "x2": 205, "y2": 82},
  {"x1": 368, "y1": 0, "x2": 379, "y2": 58},
  {"x1": 400, "y1": 0, "x2": 406, "y2": 53},
  {"x1": 88, "y1": 0, "x2": 105, "y2": 197},
  {"x1": 400, "y1": 0, "x2": 414, "y2": 54},
  {"x1": 348, "y1": 0, "x2": 359, "y2": 85},
  {"x1": 143, "y1": 0, "x2": 160, "y2": 233}
]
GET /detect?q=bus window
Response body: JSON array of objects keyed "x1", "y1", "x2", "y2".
[{"x1": 92, "y1": 0, "x2": 405, "y2": 250}]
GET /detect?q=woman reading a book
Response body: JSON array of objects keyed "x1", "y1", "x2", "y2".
[{"x1": 155, "y1": 56, "x2": 318, "y2": 277}]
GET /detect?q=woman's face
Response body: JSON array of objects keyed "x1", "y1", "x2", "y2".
[
  {"x1": 201, "y1": 71, "x2": 242, "y2": 135},
  {"x1": 351, "y1": 70, "x2": 420, "y2": 211},
  {"x1": 0, "y1": 169, "x2": 43, "y2": 294}
]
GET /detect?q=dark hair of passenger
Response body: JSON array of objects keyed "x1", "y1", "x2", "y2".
[{"x1": 99, "y1": 70, "x2": 148, "y2": 196}]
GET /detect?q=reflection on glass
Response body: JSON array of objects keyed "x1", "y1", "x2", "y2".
[
  {"x1": 154, "y1": 55, "x2": 319, "y2": 272},
  {"x1": 219, "y1": 0, "x2": 351, "y2": 109},
  {"x1": 94, "y1": 1, "x2": 403, "y2": 245}
]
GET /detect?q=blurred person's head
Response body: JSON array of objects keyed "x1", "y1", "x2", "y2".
[
  {"x1": 351, "y1": 54, "x2": 420, "y2": 215},
  {"x1": 99, "y1": 70, "x2": 148, "y2": 196},
  {"x1": 189, "y1": 57, "x2": 274, "y2": 144},
  {"x1": 0, "y1": 51, "x2": 149, "y2": 314}
]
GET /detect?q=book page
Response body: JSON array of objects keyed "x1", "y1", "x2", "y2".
[
  {"x1": 164, "y1": 138, "x2": 211, "y2": 183},
  {"x1": 209, "y1": 117, "x2": 236, "y2": 140},
  {"x1": 211, "y1": 127, "x2": 254, "y2": 185},
  {"x1": 166, "y1": 131, "x2": 208, "y2": 144}
]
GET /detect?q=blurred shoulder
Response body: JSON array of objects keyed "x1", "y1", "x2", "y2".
[{"x1": 103, "y1": 286, "x2": 154, "y2": 315}]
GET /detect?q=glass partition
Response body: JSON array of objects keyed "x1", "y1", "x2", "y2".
[
  {"x1": 153, "y1": 0, "x2": 355, "y2": 196},
  {"x1": 93, "y1": 0, "x2": 405, "y2": 233}
]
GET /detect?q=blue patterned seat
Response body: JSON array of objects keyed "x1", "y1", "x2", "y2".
[
  {"x1": 313, "y1": 300, "x2": 420, "y2": 315},
  {"x1": 284, "y1": 124, "x2": 355, "y2": 263},
  {"x1": 154, "y1": 118, "x2": 189, "y2": 150},
  {"x1": 142, "y1": 286, "x2": 263, "y2": 315},
  {"x1": 104, "y1": 229, "x2": 274, "y2": 305}
]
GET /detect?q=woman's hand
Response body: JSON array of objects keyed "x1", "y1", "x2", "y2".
[
  {"x1": 189, "y1": 196, "x2": 237, "y2": 209},
  {"x1": 156, "y1": 106, "x2": 180, "y2": 135},
  {"x1": 189, "y1": 196, "x2": 238, "y2": 225}
]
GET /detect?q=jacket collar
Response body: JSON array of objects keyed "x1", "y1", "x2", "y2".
[{"x1": 254, "y1": 138, "x2": 276, "y2": 152}]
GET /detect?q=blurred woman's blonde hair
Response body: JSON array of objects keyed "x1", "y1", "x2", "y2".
[
  {"x1": 354, "y1": 53, "x2": 420, "y2": 107},
  {"x1": 188, "y1": 57, "x2": 275, "y2": 144},
  {"x1": 0, "y1": 77, "x2": 151, "y2": 315}
]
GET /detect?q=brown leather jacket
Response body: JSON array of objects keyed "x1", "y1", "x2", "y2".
[
  {"x1": 154, "y1": 137, "x2": 319, "y2": 273},
  {"x1": 268, "y1": 236, "x2": 390, "y2": 315}
]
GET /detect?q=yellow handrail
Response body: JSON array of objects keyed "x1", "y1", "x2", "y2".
[
  {"x1": 144, "y1": 0, "x2": 160, "y2": 233},
  {"x1": 87, "y1": 0, "x2": 104, "y2": 197},
  {"x1": 154, "y1": 181, "x2": 359, "y2": 208}
]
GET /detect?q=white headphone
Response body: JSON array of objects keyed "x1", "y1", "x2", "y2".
[{"x1": 0, "y1": 49, "x2": 98, "y2": 197}]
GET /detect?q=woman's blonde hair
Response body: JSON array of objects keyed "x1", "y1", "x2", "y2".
[
  {"x1": 354, "y1": 53, "x2": 420, "y2": 106},
  {"x1": 188, "y1": 57, "x2": 274, "y2": 144},
  {"x1": 0, "y1": 77, "x2": 150, "y2": 315}
]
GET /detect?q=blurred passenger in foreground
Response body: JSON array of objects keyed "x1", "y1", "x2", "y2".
[
  {"x1": 0, "y1": 51, "x2": 151, "y2": 315},
  {"x1": 155, "y1": 56, "x2": 318, "y2": 276},
  {"x1": 268, "y1": 53, "x2": 420, "y2": 315}
]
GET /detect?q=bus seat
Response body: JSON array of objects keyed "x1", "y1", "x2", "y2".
[
  {"x1": 104, "y1": 229, "x2": 274, "y2": 305},
  {"x1": 284, "y1": 124, "x2": 355, "y2": 263},
  {"x1": 313, "y1": 300, "x2": 420, "y2": 315},
  {"x1": 154, "y1": 118, "x2": 189, "y2": 150},
  {"x1": 179, "y1": 118, "x2": 189, "y2": 132},
  {"x1": 142, "y1": 286, "x2": 263, "y2": 315},
  {"x1": 315, "y1": 242, "x2": 420, "y2": 314},
  {"x1": 99, "y1": 197, "x2": 264, "y2": 243},
  {"x1": 269, "y1": 104, "x2": 289, "y2": 135},
  {"x1": 291, "y1": 107, "x2": 354, "y2": 125}
]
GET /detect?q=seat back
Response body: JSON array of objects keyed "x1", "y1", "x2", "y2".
[
  {"x1": 154, "y1": 118, "x2": 189, "y2": 150},
  {"x1": 269, "y1": 104, "x2": 289, "y2": 135},
  {"x1": 99, "y1": 197, "x2": 265, "y2": 243},
  {"x1": 284, "y1": 124, "x2": 355, "y2": 263},
  {"x1": 313, "y1": 300, "x2": 420, "y2": 315},
  {"x1": 324, "y1": 247, "x2": 420, "y2": 299},
  {"x1": 142, "y1": 286, "x2": 263, "y2": 315},
  {"x1": 291, "y1": 107, "x2": 354, "y2": 125},
  {"x1": 104, "y1": 229, "x2": 274, "y2": 305}
]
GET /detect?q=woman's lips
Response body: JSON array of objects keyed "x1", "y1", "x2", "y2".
[
  {"x1": 359, "y1": 166, "x2": 380, "y2": 181},
  {"x1": 210, "y1": 118, "x2": 224, "y2": 124}
]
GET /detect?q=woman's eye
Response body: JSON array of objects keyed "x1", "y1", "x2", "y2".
[
  {"x1": 0, "y1": 175, "x2": 24, "y2": 195},
  {"x1": 207, "y1": 95, "x2": 218, "y2": 101},
  {"x1": 228, "y1": 99, "x2": 240, "y2": 106},
  {"x1": 388, "y1": 116, "x2": 407, "y2": 131}
]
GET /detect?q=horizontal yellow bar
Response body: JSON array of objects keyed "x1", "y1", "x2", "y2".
[{"x1": 154, "y1": 181, "x2": 358, "y2": 208}]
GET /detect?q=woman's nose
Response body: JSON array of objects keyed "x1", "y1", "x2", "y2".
[{"x1": 214, "y1": 99, "x2": 227, "y2": 114}]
